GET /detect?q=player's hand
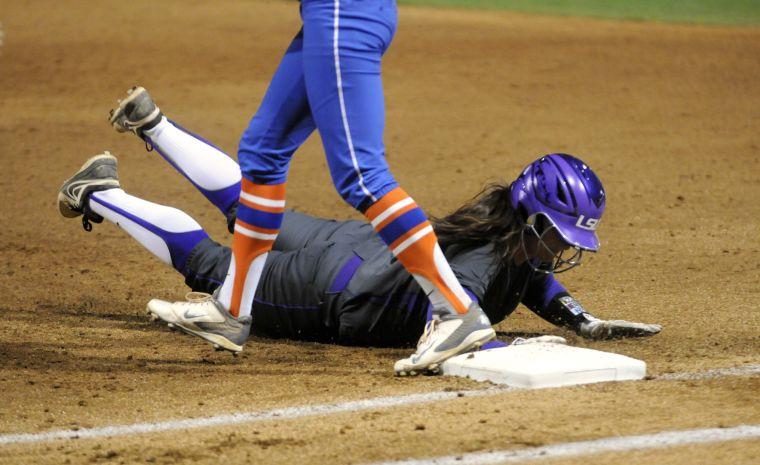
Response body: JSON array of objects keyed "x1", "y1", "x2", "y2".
[{"x1": 578, "y1": 319, "x2": 662, "y2": 340}]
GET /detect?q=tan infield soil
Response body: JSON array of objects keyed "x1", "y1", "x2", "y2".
[{"x1": 0, "y1": 1, "x2": 758, "y2": 464}]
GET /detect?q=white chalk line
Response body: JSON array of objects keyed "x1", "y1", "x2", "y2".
[
  {"x1": 364, "y1": 424, "x2": 760, "y2": 465},
  {"x1": 658, "y1": 364, "x2": 760, "y2": 381},
  {"x1": 0, "y1": 388, "x2": 508, "y2": 446},
  {"x1": 0, "y1": 364, "x2": 756, "y2": 446}
]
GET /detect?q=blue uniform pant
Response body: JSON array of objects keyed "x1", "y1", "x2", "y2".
[{"x1": 238, "y1": 0, "x2": 399, "y2": 211}]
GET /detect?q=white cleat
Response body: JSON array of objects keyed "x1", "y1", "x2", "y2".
[
  {"x1": 395, "y1": 302, "x2": 495, "y2": 376},
  {"x1": 146, "y1": 292, "x2": 251, "y2": 354}
]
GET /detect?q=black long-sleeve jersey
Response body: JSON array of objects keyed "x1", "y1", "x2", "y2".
[{"x1": 183, "y1": 211, "x2": 592, "y2": 347}]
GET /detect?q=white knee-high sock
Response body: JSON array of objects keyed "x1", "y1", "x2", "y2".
[
  {"x1": 89, "y1": 189, "x2": 209, "y2": 272},
  {"x1": 142, "y1": 117, "x2": 242, "y2": 214}
]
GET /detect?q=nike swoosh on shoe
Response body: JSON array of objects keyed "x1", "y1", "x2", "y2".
[
  {"x1": 410, "y1": 343, "x2": 434, "y2": 364},
  {"x1": 183, "y1": 309, "x2": 208, "y2": 320}
]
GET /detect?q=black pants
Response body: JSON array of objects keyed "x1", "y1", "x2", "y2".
[{"x1": 182, "y1": 212, "x2": 424, "y2": 347}]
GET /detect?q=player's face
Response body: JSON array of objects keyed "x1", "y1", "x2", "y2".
[
  {"x1": 514, "y1": 215, "x2": 583, "y2": 273},
  {"x1": 514, "y1": 215, "x2": 585, "y2": 273},
  {"x1": 527, "y1": 227, "x2": 571, "y2": 261}
]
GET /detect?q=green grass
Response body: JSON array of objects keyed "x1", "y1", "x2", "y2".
[{"x1": 398, "y1": 0, "x2": 760, "y2": 26}]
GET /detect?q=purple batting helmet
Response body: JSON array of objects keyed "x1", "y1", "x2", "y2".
[{"x1": 510, "y1": 153, "x2": 606, "y2": 252}]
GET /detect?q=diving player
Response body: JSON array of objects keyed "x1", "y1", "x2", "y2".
[{"x1": 58, "y1": 94, "x2": 661, "y2": 375}]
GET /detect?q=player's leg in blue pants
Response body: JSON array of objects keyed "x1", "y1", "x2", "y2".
[
  {"x1": 301, "y1": 0, "x2": 399, "y2": 209},
  {"x1": 215, "y1": 31, "x2": 315, "y2": 317},
  {"x1": 212, "y1": 0, "x2": 493, "y2": 368},
  {"x1": 298, "y1": 0, "x2": 478, "y2": 319}
]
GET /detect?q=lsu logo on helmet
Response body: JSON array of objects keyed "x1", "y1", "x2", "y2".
[{"x1": 575, "y1": 215, "x2": 600, "y2": 231}]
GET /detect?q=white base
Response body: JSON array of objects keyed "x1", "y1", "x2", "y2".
[{"x1": 442, "y1": 342, "x2": 647, "y2": 389}]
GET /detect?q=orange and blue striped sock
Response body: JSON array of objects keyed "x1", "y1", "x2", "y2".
[
  {"x1": 365, "y1": 187, "x2": 472, "y2": 315},
  {"x1": 217, "y1": 179, "x2": 286, "y2": 318}
]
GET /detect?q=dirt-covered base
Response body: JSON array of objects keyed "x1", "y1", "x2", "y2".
[{"x1": 0, "y1": 1, "x2": 758, "y2": 464}]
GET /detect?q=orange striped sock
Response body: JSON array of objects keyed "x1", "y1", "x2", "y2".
[
  {"x1": 219, "y1": 179, "x2": 286, "y2": 318},
  {"x1": 365, "y1": 187, "x2": 472, "y2": 315}
]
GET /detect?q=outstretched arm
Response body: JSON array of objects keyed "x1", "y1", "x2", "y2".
[{"x1": 522, "y1": 274, "x2": 661, "y2": 340}]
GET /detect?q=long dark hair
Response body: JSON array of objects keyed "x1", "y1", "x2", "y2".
[{"x1": 431, "y1": 182, "x2": 524, "y2": 263}]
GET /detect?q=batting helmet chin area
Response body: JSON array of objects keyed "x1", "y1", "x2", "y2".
[{"x1": 510, "y1": 153, "x2": 606, "y2": 253}]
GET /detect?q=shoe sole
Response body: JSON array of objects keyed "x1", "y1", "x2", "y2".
[
  {"x1": 57, "y1": 153, "x2": 119, "y2": 218},
  {"x1": 110, "y1": 86, "x2": 159, "y2": 132},
  {"x1": 146, "y1": 305, "x2": 243, "y2": 355},
  {"x1": 395, "y1": 327, "x2": 495, "y2": 377}
]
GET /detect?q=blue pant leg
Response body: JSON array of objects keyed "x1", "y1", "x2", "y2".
[
  {"x1": 301, "y1": 0, "x2": 399, "y2": 211},
  {"x1": 237, "y1": 31, "x2": 316, "y2": 184}
]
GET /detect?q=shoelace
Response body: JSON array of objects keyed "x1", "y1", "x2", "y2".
[
  {"x1": 183, "y1": 292, "x2": 252, "y2": 326},
  {"x1": 80, "y1": 203, "x2": 104, "y2": 232},
  {"x1": 416, "y1": 319, "x2": 440, "y2": 349},
  {"x1": 185, "y1": 292, "x2": 212, "y2": 303}
]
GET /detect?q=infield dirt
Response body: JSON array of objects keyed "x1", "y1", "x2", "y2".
[{"x1": 0, "y1": 1, "x2": 758, "y2": 464}]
